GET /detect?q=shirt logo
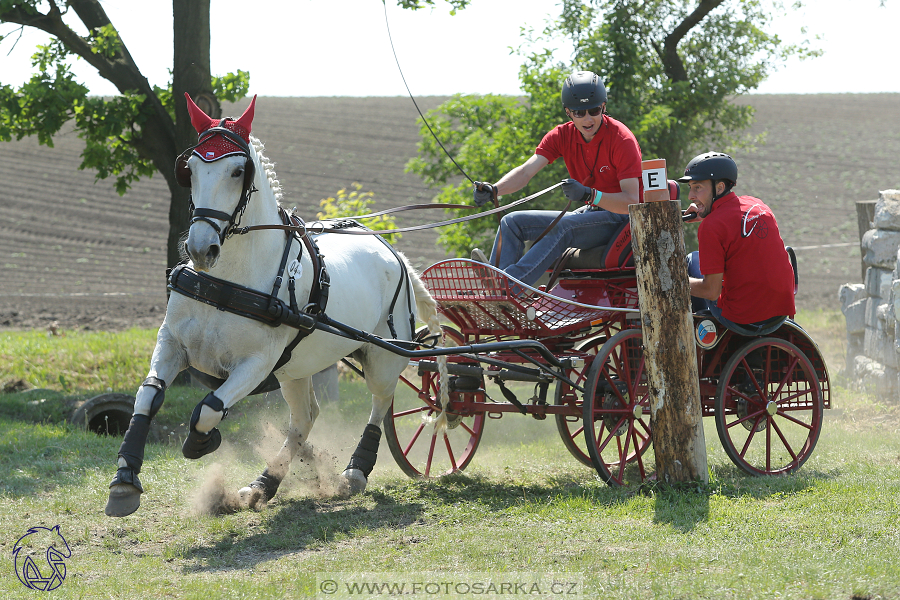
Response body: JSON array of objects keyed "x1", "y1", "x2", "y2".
[{"x1": 742, "y1": 204, "x2": 769, "y2": 239}]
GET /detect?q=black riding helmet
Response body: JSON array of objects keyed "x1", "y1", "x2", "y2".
[
  {"x1": 678, "y1": 151, "x2": 737, "y2": 203},
  {"x1": 677, "y1": 152, "x2": 738, "y2": 186},
  {"x1": 561, "y1": 71, "x2": 607, "y2": 110}
]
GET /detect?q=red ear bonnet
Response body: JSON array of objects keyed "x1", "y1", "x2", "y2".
[{"x1": 185, "y1": 93, "x2": 257, "y2": 162}]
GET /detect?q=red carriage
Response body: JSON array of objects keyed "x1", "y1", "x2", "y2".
[{"x1": 382, "y1": 229, "x2": 830, "y2": 487}]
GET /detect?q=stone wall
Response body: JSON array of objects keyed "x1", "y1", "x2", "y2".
[{"x1": 839, "y1": 190, "x2": 900, "y2": 400}]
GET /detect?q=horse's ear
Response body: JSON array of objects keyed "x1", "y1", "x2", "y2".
[
  {"x1": 235, "y1": 95, "x2": 257, "y2": 134},
  {"x1": 185, "y1": 92, "x2": 215, "y2": 134}
]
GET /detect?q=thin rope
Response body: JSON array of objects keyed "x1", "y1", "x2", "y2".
[{"x1": 382, "y1": 1, "x2": 474, "y2": 184}]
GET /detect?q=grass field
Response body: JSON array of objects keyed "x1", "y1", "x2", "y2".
[{"x1": 1, "y1": 311, "x2": 899, "y2": 599}]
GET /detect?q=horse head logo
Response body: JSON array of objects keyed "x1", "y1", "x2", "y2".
[{"x1": 12, "y1": 525, "x2": 71, "y2": 591}]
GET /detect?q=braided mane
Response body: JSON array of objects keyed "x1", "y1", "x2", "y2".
[{"x1": 249, "y1": 135, "x2": 284, "y2": 206}]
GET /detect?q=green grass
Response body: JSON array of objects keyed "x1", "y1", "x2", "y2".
[
  {"x1": 0, "y1": 328, "x2": 157, "y2": 393},
  {"x1": 0, "y1": 389, "x2": 898, "y2": 599},
  {"x1": 1, "y1": 310, "x2": 897, "y2": 598}
]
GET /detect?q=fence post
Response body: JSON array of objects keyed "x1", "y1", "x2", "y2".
[
  {"x1": 856, "y1": 200, "x2": 877, "y2": 282},
  {"x1": 628, "y1": 159, "x2": 708, "y2": 484}
]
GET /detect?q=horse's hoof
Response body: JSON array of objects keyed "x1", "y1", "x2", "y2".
[
  {"x1": 341, "y1": 468, "x2": 368, "y2": 495},
  {"x1": 238, "y1": 486, "x2": 267, "y2": 511},
  {"x1": 182, "y1": 428, "x2": 222, "y2": 459},
  {"x1": 105, "y1": 483, "x2": 142, "y2": 517}
]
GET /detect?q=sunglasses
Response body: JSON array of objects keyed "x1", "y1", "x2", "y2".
[{"x1": 569, "y1": 107, "x2": 603, "y2": 118}]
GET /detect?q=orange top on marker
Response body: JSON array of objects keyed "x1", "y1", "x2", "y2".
[{"x1": 641, "y1": 158, "x2": 669, "y2": 202}]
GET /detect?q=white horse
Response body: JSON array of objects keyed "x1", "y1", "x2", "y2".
[{"x1": 106, "y1": 94, "x2": 441, "y2": 517}]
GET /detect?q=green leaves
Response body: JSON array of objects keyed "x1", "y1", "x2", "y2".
[
  {"x1": 89, "y1": 23, "x2": 122, "y2": 58},
  {"x1": 394, "y1": 0, "x2": 471, "y2": 13},
  {"x1": 212, "y1": 70, "x2": 251, "y2": 104},
  {"x1": 408, "y1": 0, "x2": 816, "y2": 255},
  {"x1": 317, "y1": 183, "x2": 401, "y2": 244},
  {"x1": 74, "y1": 92, "x2": 156, "y2": 195}
]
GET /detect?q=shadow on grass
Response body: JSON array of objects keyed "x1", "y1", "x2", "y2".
[
  {"x1": 179, "y1": 471, "x2": 641, "y2": 572},
  {"x1": 180, "y1": 490, "x2": 426, "y2": 571},
  {"x1": 178, "y1": 463, "x2": 845, "y2": 571},
  {"x1": 649, "y1": 464, "x2": 840, "y2": 533}
]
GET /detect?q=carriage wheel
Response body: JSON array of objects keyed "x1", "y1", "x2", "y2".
[
  {"x1": 582, "y1": 328, "x2": 654, "y2": 486},
  {"x1": 714, "y1": 337, "x2": 823, "y2": 476},
  {"x1": 383, "y1": 325, "x2": 486, "y2": 479},
  {"x1": 554, "y1": 334, "x2": 611, "y2": 467}
]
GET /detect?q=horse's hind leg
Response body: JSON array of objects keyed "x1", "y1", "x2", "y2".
[
  {"x1": 341, "y1": 389, "x2": 394, "y2": 494},
  {"x1": 239, "y1": 377, "x2": 319, "y2": 509}
]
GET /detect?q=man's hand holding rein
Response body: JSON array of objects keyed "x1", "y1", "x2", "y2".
[
  {"x1": 561, "y1": 179, "x2": 602, "y2": 207},
  {"x1": 473, "y1": 181, "x2": 498, "y2": 207}
]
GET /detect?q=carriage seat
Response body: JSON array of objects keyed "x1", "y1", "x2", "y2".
[{"x1": 555, "y1": 179, "x2": 682, "y2": 272}]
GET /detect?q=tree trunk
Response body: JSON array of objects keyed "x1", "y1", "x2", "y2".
[
  {"x1": 169, "y1": 0, "x2": 218, "y2": 271},
  {"x1": 628, "y1": 199, "x2": 708, "y2": 485}
]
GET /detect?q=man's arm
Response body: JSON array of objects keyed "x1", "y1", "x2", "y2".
[
  {"x1": 690, "y1": 272, "x2": 723, "y2": 300},
  {"x1": 591, "y1": 177, "x2": 640, "y2": 214},
  {"x1": 494, "y1": 154, "x2": 550, "y2": 196}
]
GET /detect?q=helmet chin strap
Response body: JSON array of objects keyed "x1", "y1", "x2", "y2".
[{"x1": 709, "y1": 180, "x2": 733, "y2": 210}]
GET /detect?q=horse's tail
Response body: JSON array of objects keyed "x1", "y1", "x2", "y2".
[{"x1": 402, "y1": 256, "x2": 450, "y2": 434}]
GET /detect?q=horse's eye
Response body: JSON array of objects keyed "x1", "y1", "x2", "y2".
[{"x1": 232, "y1": 167, "x2": 244, "y2": 178}]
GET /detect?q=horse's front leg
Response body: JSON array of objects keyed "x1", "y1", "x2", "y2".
[
  {"x1": 106, "y1": 330, "x2": 186, "y2": 517},
  {"x1": 181, "y1": 356, "x2": 277, "y2": 460},
  {"x1": 239, "y1": 377, "x2": 319, "y2": 508}
]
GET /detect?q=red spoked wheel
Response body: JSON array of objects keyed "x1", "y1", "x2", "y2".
[
  {"x1": 715, "y1": 337, "x2": 823, "y2": 476},
  {"x1": 554, "y1": 334, "x2": 612, "y2": 467},
  {"x1": 383, "y1": 326, "x2": 486, "y2": 478},
  {"x1": 582, "y1": 328, "x2": 654, "y2": 486}
]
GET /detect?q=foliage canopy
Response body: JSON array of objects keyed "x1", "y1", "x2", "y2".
[{"x1": 406, "y1": 0, "x2": 820, "y2": 256}]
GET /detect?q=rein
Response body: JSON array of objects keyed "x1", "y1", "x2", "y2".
[{"x1": 286, "y1": 182, "x2": 564, "y2": 237}]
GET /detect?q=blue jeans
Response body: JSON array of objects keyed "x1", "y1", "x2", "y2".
[
  {"x1": 686, "y1": 251, "x2": 786, "y2": 336},
  {"x1": 488, "y1": 208, "x2": 629, "y2": 287}
]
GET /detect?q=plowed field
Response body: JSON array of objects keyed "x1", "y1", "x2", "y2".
[{"x1": 1, "y1": 94, "x2": 898, "y2": 331}]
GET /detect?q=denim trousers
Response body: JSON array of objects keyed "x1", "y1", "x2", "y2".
[{"x1": 488, "y1": 208, "x2": 629, "y2": 287}]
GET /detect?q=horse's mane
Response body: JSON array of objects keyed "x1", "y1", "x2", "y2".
[{"x1": 249, "y1": 135, "x2": 284, "y2": 207}]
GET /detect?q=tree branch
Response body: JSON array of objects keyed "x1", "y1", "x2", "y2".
[
  {"x1": 2, "y1": 0, "x2": 175, "y2": 154},
  {"x1": 660, "y1": 0, "x2": 725, "y2": 82}
]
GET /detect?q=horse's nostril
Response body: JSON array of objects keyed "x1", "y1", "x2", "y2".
[{"x1": 207, "y1": 245, "x2": 220, "y2": 262}]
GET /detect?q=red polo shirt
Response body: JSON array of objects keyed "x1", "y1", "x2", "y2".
[
  {"x1": 535, "y1": 116, "x2": 643, "y2": 193},
  {"x1": 698, "y1": 192, "x2": 796, "y2": 323}
]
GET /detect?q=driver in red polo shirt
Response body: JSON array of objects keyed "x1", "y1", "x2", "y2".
[{"x1": 470, "y1": 71, "x2": 642, "y2": 290}]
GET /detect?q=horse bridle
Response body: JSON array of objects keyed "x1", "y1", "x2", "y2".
[{"x1": 175, "y1": 123, "x2": 258, "y2": 244}]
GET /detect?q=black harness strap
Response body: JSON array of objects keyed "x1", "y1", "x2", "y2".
[
  {"x1": 168, "y1": 208, "x2": 331, "y2": 378},
  {"x1": 372, "y1": 233, "x2": 415, "y2": 340},
  {"x1": 272, "y1": 216, "x2": 330, "y2": 372}
]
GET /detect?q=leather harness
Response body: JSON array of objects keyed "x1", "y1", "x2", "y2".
[
  {"x1": 169, "y1": 210, "x2": 415, "y2": 378},
  {"x1": 169, "y1": 207, "x2": 329, "y2": 373}
]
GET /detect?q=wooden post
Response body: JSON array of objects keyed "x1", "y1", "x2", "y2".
[
  {"x1": 629, "y1": 159, "x2": 708, "y2": 485},
  {"x1": 856, "y1": 200, "x2": 877, "y2": 282}
]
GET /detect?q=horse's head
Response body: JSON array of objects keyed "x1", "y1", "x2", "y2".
[{"x1": 178, "y1": 93, "x2": 258, "y2": 271}]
